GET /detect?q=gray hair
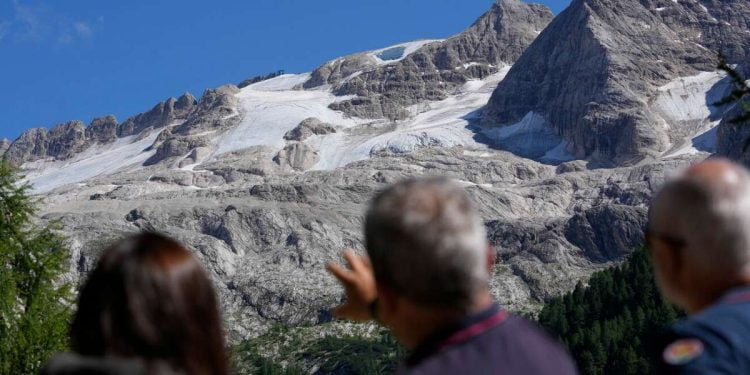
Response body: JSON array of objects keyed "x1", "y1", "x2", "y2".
[
  {"x1": 650, "y1": 161, "x2": 750, "y2": 274},
  {"x1": 364, "y1": 177, "x2": 489, "y2": 310}
]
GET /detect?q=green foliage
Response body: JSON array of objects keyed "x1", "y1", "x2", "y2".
[
  {"x1": 232, "y1": 324, "x2": 405, "y2": 375},
  {"x1": 538, "y1": 247, "x2": 683, "y2": 375},
  {"x1": 0, "y1": 161, "x2": 73, "y2": 374}
]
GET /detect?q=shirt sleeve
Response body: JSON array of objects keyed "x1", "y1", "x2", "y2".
[{"x1": 653, "y1": 328, "x2": 736, "y2": 375}]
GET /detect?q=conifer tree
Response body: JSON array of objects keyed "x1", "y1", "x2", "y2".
[{"x1": 0, "y1": 160, "x2": 72, "y2": 374}]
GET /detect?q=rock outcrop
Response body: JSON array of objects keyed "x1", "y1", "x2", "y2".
[
  {"x1": 482, "y1": 0, "x2": 750, "y2": 166},
  {"x1": 174, "y1": 86, "x2": 239, "y2": 135},
  {"x1": 117, "y1": 93, "x2": 197, "y2": 137},
  {"x1": 273, "y1": 143, "x2": 320, "y2": 171},
  {"x1": 284, "y1": 118, "x2": 337, "y2": 141},
  {"x1": 317, "y1": 0, "x2": 553, "y2": 120},
  {"x1": 5, "y1": 121, "x2": 88, "y2": 164},
  {"x1": 86, "y1": 115, "x2": 119, "y2": 144}
]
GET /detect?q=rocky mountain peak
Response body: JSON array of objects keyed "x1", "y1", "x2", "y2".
[
  {"x1": 117, "y1": 93, "x2": 197, "y2": 138},
  {"x1": 317, "y1": 0, "x2": 552, "y2": 120},
  {"x1": 481, "y1": 0, "x2": 750, "y2": 166},
  {"x1": 86, "y1": 115, "x2": 119, "y2": 144}
]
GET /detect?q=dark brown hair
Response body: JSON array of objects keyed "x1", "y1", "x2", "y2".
[{"x1": 71, "y1": 232, "x2": 229, "y2": 375}]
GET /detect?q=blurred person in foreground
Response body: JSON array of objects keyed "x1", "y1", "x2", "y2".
[
  {"x1": 648, "y1": 159, "x2": 750, "y2": 373},
  {"x1": 42, "y1": 232, "x2": 229, "y2": 375},
  {"x1": 326, "y1": 177, "x2": 577, "y2": 374}
]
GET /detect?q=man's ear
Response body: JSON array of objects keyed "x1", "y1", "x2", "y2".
[
  {"x1": 486, "y1": 246, "x2": 497, "y2": 274},
  {"x1": 653, "y1": 239, "x2": 684, "y2": 288}
]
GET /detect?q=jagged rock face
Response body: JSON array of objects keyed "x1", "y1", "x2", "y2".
[
  {"x1": 38, "y1": 146, "x2": 701, "y2": 339},
  {"x1": 716, "y1": 63, "x2": 750, "y2": 165},
  {"x1": 143, "y1": 86, "x2": 240, "y2": 166},
  {"x1": 5, "y1": 121, "x2": 88, "y2": 164},
  {"x1": 145, "y1": 136, "x2": 211, "y2": 166},
  {"x1": 117, "y1": 93, "x2": 197, "y2": 138},
  {"x1": 284, "y1": 118, "x2": 337, "y2": 142},
  {"x1": 303, "y1": 54, "x2": 380, "y2": 89},
  {"x1": 273, "y1": 143, "x2": 320, "y2": 171},
  {"x1": 174, "y1": 86, "x2": 239, "y2": 135},
  {"x1": 48, "y1": 121, "x2": 88, "y2": 160},
  {"x1": 482, "y1": 0, "x2": 750, "y2": 166},
  {"x1": 318, "y1": 0, "x2": 553, "y2": 120},
  {"x1": 86, "y1": 115, "x2": 118, "y2": 144}
]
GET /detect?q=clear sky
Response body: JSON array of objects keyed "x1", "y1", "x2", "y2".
[{"x1": 0, "y1": 0, "x2": 570, "y2": 141}]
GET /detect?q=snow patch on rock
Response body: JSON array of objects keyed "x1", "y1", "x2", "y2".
[{"x1": 23, "y1": 132, "x2": 161, "y2": 194}]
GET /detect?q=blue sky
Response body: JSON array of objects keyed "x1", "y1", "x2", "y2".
[{"x1": 0, "y1": 0, "x2": 570, "y2": 141}]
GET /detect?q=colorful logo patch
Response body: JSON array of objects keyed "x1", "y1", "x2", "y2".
[{"x1": 663, "y1": 338, "x2": 705, "y2": 366}]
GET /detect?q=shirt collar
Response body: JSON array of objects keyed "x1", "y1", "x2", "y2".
[
  {"x1": 405, "y1": 303, "x2": 504, "y2": 368},
  {"x1": 719, "y1": 284, "x2": 750, "y2": 304}
]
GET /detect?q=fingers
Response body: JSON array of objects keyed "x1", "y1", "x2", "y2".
[
  {"x1": 343, "y1": 249, "x2": 371, "y2": 274},
  {"x1": 326, "y1": 262, "x2": 356, "y2": 284}
]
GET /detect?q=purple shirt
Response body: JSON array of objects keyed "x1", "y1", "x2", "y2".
[{"x1": 398, "y1": 304, "x2": 578, "y2": 375}]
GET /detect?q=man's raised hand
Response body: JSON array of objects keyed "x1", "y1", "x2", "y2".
[{"x1": 326, "y1": 249, "x2": 377, "y2": 322}]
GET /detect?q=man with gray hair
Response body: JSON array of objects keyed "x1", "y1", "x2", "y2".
[
  {"x1": 648, "y1": 159, "x2": 750, "y2": 373},
  {"x1": 327, "y1": 177, "x2": 577, "y2": 374}
]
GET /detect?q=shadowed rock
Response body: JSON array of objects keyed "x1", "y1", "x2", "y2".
[
  {"x1": 315, "y1": 0, "x2": 553, "y2": 120},
  {"x1": 482, "y1": 0, "x2": 750, "y2": 166},
  {"x1": 86, "y1": 115, "x2": 118, "y2": 144}
]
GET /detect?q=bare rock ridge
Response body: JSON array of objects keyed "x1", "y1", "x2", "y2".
[
  {"x1": 310, "y1": 0, "x2": 553, "y2": 120},
  {"x1": 145, "y1": 85, "x2": 241, "y2": 166},
  {"x1": 117, "y1": 93, "x2": 197, "y2": 138},
  {"x1": 5, "y1": 93, "x2": 198, "y2": 166},
  {"x1": 482, "y1": 0, "x2": 750, "y2": 166}
]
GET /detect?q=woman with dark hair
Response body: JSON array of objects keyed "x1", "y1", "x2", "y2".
[{"x1": 43, "y1": 232, "x2": 229, "y2": 375}]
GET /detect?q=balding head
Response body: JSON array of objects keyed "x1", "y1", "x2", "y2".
[
  {"x1": 365, "y1": 177, "x2": 489, "y2": 310},
  {"x1": 649, "y1": 159, "x2": 750, "y2": 310}
]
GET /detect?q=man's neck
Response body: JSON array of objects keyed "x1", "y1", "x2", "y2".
[
  {"x1": 401, "y1": 292, "x2": 494, "y2": 349},
  {"x1": 687, "y1": 278, "x2": 750, "y2": 314}
]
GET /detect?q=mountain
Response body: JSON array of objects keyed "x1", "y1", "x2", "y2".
[
  {"x1": 3, "y1": 0, "x2": 736, "y2": 345},
  {"x1": 481, "y1": 0, "x2": 750, "y2": 166},
  {"x1": 310, "y1": 0, "x2": 553, "y2": 120}
]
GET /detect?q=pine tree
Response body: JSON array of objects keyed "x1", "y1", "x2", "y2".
[
  {"x1": 0, "y1": 160, "x2": 72, "y2": 374},
  {"x1": 538, "y1": 247, "x2": 684, "y2": 375}
]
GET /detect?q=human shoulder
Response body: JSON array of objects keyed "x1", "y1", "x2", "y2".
[{"x1": 655, "y1": 304, "x2": 750, "y2": 375}]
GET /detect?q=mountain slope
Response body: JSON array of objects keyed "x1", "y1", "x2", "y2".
[
  {"x1": 0, "y1": 0, "x2": 725, "y2": 342},
  {"x1": 482, "y1": 0, "x2": 750, "y2": 166},
  {"x1": 315, "y1": 0, "x2": 553, "y2": 120}
]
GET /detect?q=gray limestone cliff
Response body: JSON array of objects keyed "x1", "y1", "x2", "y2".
[
  {"x1": 5, "y1": 121, "x2": 87, "y2": 164},
  {"x1": 118, "y1": 93, "x2": 197, "y2": 137},
  {"x1": 482, "y1": 0, "x2": 750, "y2": 166},
  {"x1": 5, "y1": 92, "x2": 198, "y2": 166},
  {"x1": 313, "y1": 0, "x2": 553, "y2": 120}
]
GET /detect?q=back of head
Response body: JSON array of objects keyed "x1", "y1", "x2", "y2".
[
  {"x1": 650, "y1": 159, "x2": 750, "y2": 276},
  {"x1": 365, "y1": 177, "x2": 489, "y2": 311},
  {"x1": 70, "y1": 232, "x2": 228, "y2": 375}
]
